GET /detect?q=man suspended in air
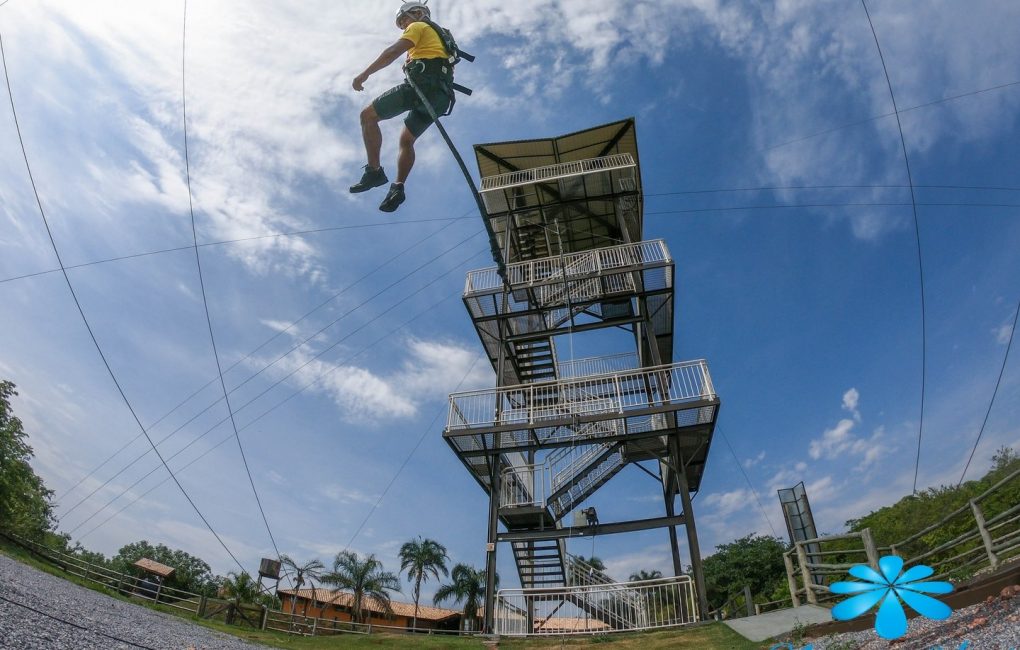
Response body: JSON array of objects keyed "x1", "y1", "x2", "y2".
[{"x1": 350, "y1": 1, "x2": 467, "y2": 212}]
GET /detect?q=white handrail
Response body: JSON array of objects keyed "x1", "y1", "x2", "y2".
[
  {"x1": 494, "y1": 575, "x2": 697, "y2": 636},
  {"x1": 447, "y1": 360, "x2": 715, "y2": 431},
  {"x1": 479, "y1": 153, "x2": 636, "y2": 194},
  {"x1": 465, "y1": 239, "x2": 670, "y2": 296}
]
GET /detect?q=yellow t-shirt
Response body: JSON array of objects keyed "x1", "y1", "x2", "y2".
[{"x1": 401, "y1": 21, "x2": 447, "y2": 60}]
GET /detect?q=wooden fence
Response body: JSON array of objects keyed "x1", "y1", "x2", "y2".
[{"x1": 785, "y1": 466, "x2": 1020, "y2": 607}]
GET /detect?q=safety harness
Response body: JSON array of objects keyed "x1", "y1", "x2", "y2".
[{"x1": 405, "y1": 18, "x2": 474, "y2": 116}]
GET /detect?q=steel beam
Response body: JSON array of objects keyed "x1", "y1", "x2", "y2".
[{"x1": 497, "y1": 514, "x2": 686, "y2": 542}]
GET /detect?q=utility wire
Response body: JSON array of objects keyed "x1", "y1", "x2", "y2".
[
  {"x1": 6, "y1": 192, "x2": 1018, "y2": 286},
  {"x1": 861, "y1": 0, "x2": 928, "y2": 496},
  {"x1": 765, "y1": 78, "x2": 1020, "y2": 152},
  {"x1": 958, "y1": 301, "x2": 1019, "y2": 486},
  {"x1": 57, "y1": 216, "x2": 460, "y2": 506},
  {"x1": 58, "y1": 228, "x2": 483, "y2": 523},
  {"x1": 1, "y1": 29, "x2": 246, "y2": 575},
  {"x1": 0, "y1": 216, "x2": 463, "y2": 284},
  {"x1": 180, "y1": 0, "x2": 283, "y2": 570},
  {"x1": 345, "y1": 353, "x2": 485, "y2": 550},
  {"x1": 645, "y1": 201, "x2": 1019, "y2": 216},
  {"x1": 718, "y1": 429, "x2": 779, "y2": 538},
  {"x1": 76, "y1": 260, "x2": 480, "y2": 541},
  {"x1": 0, "y1": 594, "x2": 159, "y2": 650},
  {"x1": 645, "y1": 184, "x2": 1020, "y2": 198},
  {"x1": 68, "y1": 249, "x2": 484, "y2": 536}
]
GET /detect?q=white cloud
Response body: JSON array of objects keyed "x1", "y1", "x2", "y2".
[
  {"x1": 842, "y1": 387, "x2": 860, "y2": 421},
  {"x1": 743, "y1": 450, "x2": 766, "y2": 469},
  {"x1": 995, "y1": 320, "x2": 1016, "y2": 345},
  {"x1": 809, "y1": 418, "x2": 857, "y2": 460},
  {"x1": 321, "y1": 484, "x2": 376, "y2": 505},
  {"x1": 701, "y1": 488, "x2": 754, "y2": 517}
]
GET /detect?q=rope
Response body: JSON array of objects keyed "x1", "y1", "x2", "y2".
[
  {"x1": 861, "y1": 0, "x2": 928, "y2": 495},
  {"x1": 958, "y1": 300, "x2": 1019, "y2": 486},
  {"x1": 403, "y1": 72, "x2": 508, "y2": 285}
]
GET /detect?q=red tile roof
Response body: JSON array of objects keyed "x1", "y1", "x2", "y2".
[{"x1": 279, "y1": 588, "x2": 461, "y2": 622}]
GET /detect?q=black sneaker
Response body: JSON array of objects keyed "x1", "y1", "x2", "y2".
[
  {"x1": 378, "y1": 183, "x2": 406, "y2": 212},
  {"x1": 349, "y1": 165, "x2": 388, "y2": 193}
]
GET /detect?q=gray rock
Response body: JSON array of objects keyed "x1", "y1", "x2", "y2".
[{"x1": 0, "y1": 554, "x2": 272, "y2": 649}]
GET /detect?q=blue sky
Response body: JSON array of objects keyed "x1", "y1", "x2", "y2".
[{"x1": 1, "y1": 0, "x2": 1018, "y2": 599}]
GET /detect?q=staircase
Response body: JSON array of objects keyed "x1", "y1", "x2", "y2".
[
  {"x1": 548, "y1": 442, "x2": 626, "y2": 519},
  {"x1": 512, "y1": 538, "x2": 566, "y2": 588},
  {"x1": 514, "y1": 338, "x2": 557, "y2": 383},
  {"x1": 565, "y1": 555, "x2": 647, "y2": 630}
]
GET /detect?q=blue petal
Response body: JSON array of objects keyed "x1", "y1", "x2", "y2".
[
  {"x1": 894, "y1": 564, "x2": 933, "y2": 584},
  {"x1": 849, "y1": 564, "x2": 887, "y2": 585},
  {"x1": 897, "y1": 588, "x2": 953, "y2": 620},
  {"x1": 879, "y1": 556, "x2": 904, "y2": 584},
  {"x1": 831, "y1": 587, "x2": 889, "y2": 621},
  {"x1": 900, "y1": 580, "x2": 954, "y2": 595},
  {"x1": 874, "y1": 592, "x2": 908, "y2": 639},
  {"x1": 831, "y1": 581, "x2": 883, "y2": 595}
]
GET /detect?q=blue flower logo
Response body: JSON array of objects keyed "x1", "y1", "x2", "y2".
[{"x1": 830, "y1": 555, "x2": 953, "y2": 639}]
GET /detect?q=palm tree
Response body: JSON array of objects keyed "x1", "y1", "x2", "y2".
[
  {"x1": 280, "y1": 554, "x2": 325, "y2": 616},
  {"x1": 221, "y1": 571, "x2": 259, "y2": 605},
  {"x1": 629, "y1": 569, "x2": 663, "y2": 582},
  {"x1": 433, "y1": 563, "x2": 495, "y2": 632},
  {"x1": 320, "y1": 550, "x2": 400, "y2": 624},
  {"x1": 574, "y1": 554, "x2": 606, "y2": 571},
  {"x1": 398, "y1": 537, "x2": 449, "y2": 630}
]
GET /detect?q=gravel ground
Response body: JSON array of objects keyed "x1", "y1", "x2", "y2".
[
  {"x1": 805, "y1": 585, "x2": 1020, "y2": 650},
  {"x1": 0, "y1": 554, "x2": 273, "y2": 650}
]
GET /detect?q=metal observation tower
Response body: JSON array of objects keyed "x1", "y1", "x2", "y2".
[{"x1": 443, "y1": 119, "x2": 720, "y2": 636}]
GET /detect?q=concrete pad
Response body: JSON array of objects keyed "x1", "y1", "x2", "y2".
[{"x1": 723, "y1": 605, "x2": 833, "y2": 642}]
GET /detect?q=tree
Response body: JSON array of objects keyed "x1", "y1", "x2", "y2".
[
  {"x1": 221, "y1": 571, "x2": 259, "y2": 605},
  {"x1": 280, "y1": 554, "x2": 325, "y2": 616},
  {"x1": 110, "y1": 540, "x2": 217, "y2": 596},
  {"x1": 629, "y1": 569, "x2": 663, "y2": 582},
  {"x1": 433, "y1": 563, "x2": 495, "y2": 632},
  {"x1": 702, "y1": 534, "x2": 787, "y2": 610},
  {"x1": 0, "y1": 380, "x2": 56, "y2": 538},
  {"x1": 573, "y1": 555, "x2": 606, "y2": 572},
  {"x1": 321, "y1": 551, "x2": 400, "y2": 624},
  {"x1": 398, "y1": 536, "x2": 449, "y2": 630}
]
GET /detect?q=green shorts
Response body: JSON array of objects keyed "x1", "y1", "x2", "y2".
[{"x1": 372, "y1": 77, "x2": 451, "y2": 138}]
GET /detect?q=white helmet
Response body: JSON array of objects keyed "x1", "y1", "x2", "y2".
[{"x1": 395, "y1": 0, "x2": 429, "y2": 26}]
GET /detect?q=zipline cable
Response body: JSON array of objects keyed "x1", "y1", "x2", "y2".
[
  {"x1": 958, "y1": 301, "x2": 1019, "y2": 486},
  {"x1": 718, "y1": 429, "x2": 779, "y2": 538},
  {"x1": 0, "y1": 216, "x2": 463, "y2": 285},
  {"x1": 1, "y1": 29, "x2": 247, "y2": 575},
  {"x1": 861, "y1": 0, "x2": 928, "y2": 495},
  {"x1": 58, "y1": 228, "x2": 484, "y2": 524},
  {"x1": 344, "y1": 353, "x2": 485, "y2": 550},
  {"x1": 180, "y1": 0, "x2": 283, "y2": 572},
  {"x1": 57, "y1": 217, "x2": 461, "y2": 506},
  {"x1": 76, "y1": 256, "x2": 482, "y2": 541},
  {"x1": 765, "y1": 78, "x2": 1020, "y2": 153},
  {"x1": 68, "y1": 248, "x2": 485, "y2": 536},
  {"x1": 5, "y1": 195, "x2": 1018, "y2": 286}
]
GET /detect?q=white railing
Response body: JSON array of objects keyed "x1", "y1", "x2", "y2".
[
  {"x1": 566, "y1": 556, "x2": 647, "y2": 617},
  {"x1": 501, "y1": 437, "x2": 620, "y2": 510},
  {"x1": 446, "y1": 360, "x2": 715, "y2": 432},
  {"x1": 557, "y1": 353, "x2": 638, "y2": 379},
  {"x1": 549, "y1": 449, "x2": 625, "y2": 518},
  {"x1": 479, "y1": 154, "x2": 636, "y2": 194},
  {"x1": 494, "y1": 575, "x2": 698, "y2": 636},
  {"x1": 465, "y1": 240, "x2": 670, "y2": 296},
  {"x1": 501, "y1": 464, "x2": 544, "y2": 508}
]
